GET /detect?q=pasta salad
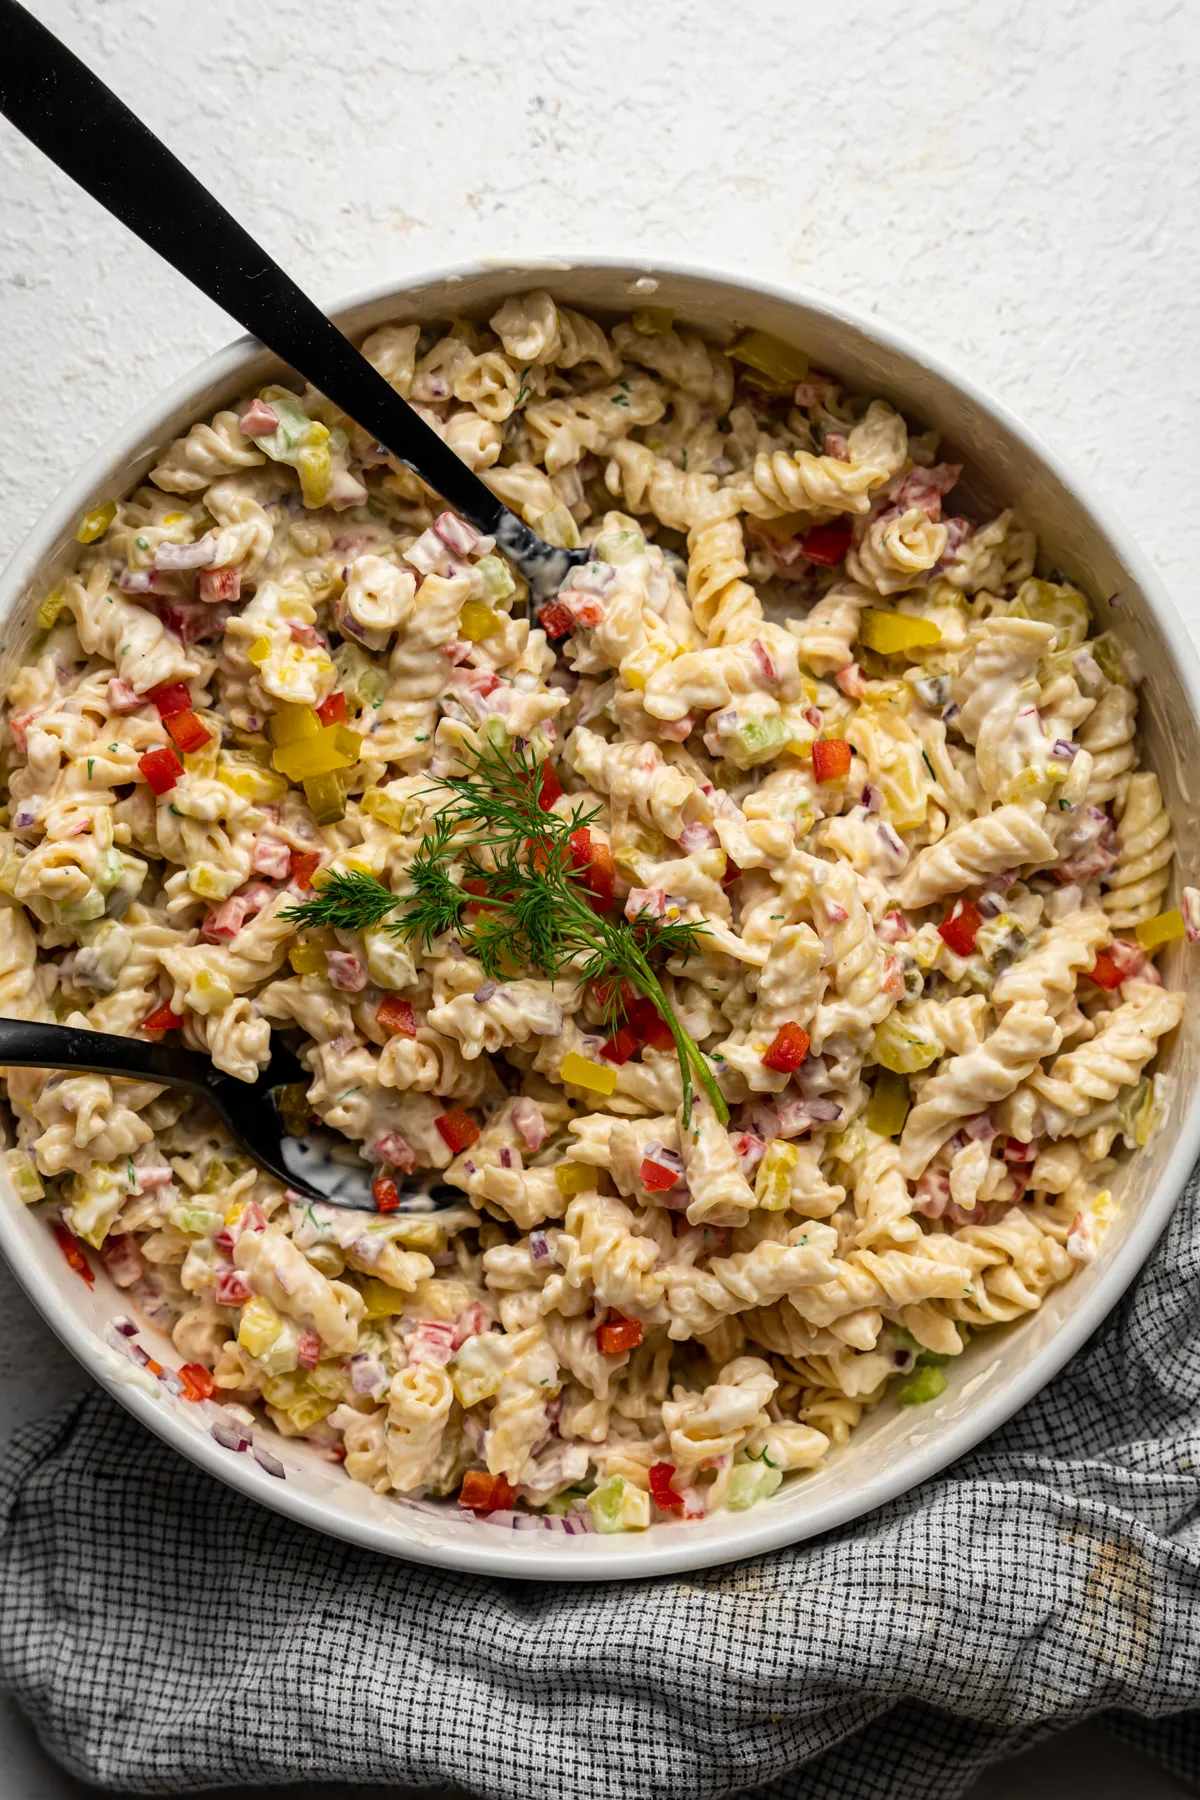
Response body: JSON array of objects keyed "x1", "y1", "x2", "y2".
[{"x1": 1, "y1": 291, "x2": 1191, "y2": 1534}]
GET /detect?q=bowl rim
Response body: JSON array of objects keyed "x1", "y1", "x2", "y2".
[{"x1": 3, "y1": 252, "x2": 1200, "y2": 1581}]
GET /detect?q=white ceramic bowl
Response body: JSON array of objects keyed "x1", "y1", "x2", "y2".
[{"x1": 2, "y1": 258, "x2": 1198, "y2": 1581}]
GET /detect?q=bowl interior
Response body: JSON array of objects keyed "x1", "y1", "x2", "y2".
[{"x1": 2, "y1": 259, "x2": 1198, "y2": 1579}]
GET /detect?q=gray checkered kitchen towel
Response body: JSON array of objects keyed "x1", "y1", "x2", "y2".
[{"x1": 4, "y1": 1169, "x2": 1200, "y2": 1800}]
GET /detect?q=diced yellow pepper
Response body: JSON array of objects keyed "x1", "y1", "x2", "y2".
[
  {"x1": 288, "y1": 942, "x2": 327, "y2": 976},
  {"x1": 36, "y1": 591, "x2": 64, "y2": 630},
  {"x1": 238, "y1": 1295, "x2": 283, "y2": 1357},
  {"x1": 247, "y1": 637, "x2": 272, "y2": 666},
  {"x1": 859, "y1": 610, "x2": 943, "y2": 655},
  {"x1": 755, "y1": 1139, "x2": 799, "y2": 1210},
  {"x1": 866, "y1": 1069, "x2": 910, "y2": 1137},
  {"x1": 559, "y1": 1052, "x2": 617, "y2": 1096},
  {"x1": 359, "y1": 1277, "x2": 408, "y2": 1319},
  {"x1": 459, "y1": 601, "x2": 504, "y2": 642},
  {"x1": 620, "y1": 640, "x2": 674, "y2": 691},
  {"x1": 188, "y1": 864, "x2": 241, "y2": 901},
  {"x1": 268, "y1": 703, "x2": 323, "y2": 748},
  {"x1": 272, "y1": 724, "x2": 362, "y2": 783},
  {"x1": 554, "y1": 1160, "x2": 594, "y2": 1198},
  {"x1": 303, "y1": 772, "x2": 347, "y2": 824},
  {"x1": 76, "y1": 501, "x2": 117, "y2": 543},
  {"x1": 631, "y1": 306, "x2": 675, "y2": 335},
  {"x1": 1135, "y1": 909, "x2": 1185, "y2": 951},
  {"x1": 873, "y1": 1010, "x2": 941, "y2": 1075},
  {"x1": 217, "y1": 761, "x2": 290, "y2": 804},
  {"x1": 727, "y1": 329, "x2": 809, "y2": 391}
]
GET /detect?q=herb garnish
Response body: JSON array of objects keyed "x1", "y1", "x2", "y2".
[{"x1": 284, "y1": 738, "x2": 727, "y2": 1124}]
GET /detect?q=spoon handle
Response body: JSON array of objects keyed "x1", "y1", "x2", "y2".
[
  {"x1": 0, "y1": 0, "x2": 579, "y2": 596},
  {"x1": 0, "y1": 1018, "x2": 217, "y2": 1096}
]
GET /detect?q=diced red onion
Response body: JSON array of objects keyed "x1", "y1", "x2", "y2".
[
  {"x1": 252, "y1": 1444, "x2": 286, "y2": 1477},
  {"x1": 860, "y1": 783, "x2": 881, "y2": 814},
  {"x1": 966, "y1": 1113, "x2": 997, "y2": 1142},
  {"x1": 474, "y1": 979, "x2": 498, "y2": 1003},
  {"x1": 105, "y1": 678, "x2": 142, "y2": 713},
  {"x1": 211, "y1": 1418, "x2": 251, "y2": 1452},
  {"x1": 111, "y1": 1314, "x2": 138, "y2": 1337},
  {"x1": 529, "y1": 1229, "x2": 550, "y2": 1263},
  {"x1": 511, "y1": 1098, "x2": 547, "y2": 1152},
  {"x1": 976, "y1": 892, "x2": 1004, "y2": 918},
  {"x1": 350, "y1": 1354, "x2": 388, "y2": 1397},
  {"x1": 643, "y1": 1141, "x2": 684, "y2": 1177},
  {"x1": 326, "y1": 951, "x2": 367, "y2": 992},
  {"x1": 434, "y1": 512, "x2": 491, "y2": 557},
  {"x1": 239, "y1": 399, "x2": 280, "y2": 437},
  {"x1": 1051, "y1": 739, "x2": 1079, "y2": 762},
  {"x1": 678, "y1": 821, "x2": 720, "y2": 853},
  {"x1": 154, "y1": 536, "x2": 217, "y2": 571},
  {"x1": 891, "y1": 1347, "x2": 916, "y2": 1371}
]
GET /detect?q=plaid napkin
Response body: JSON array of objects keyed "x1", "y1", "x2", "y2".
[{"x1": 4, "y1": 1175, "x2": 1200, "y2": 1800}]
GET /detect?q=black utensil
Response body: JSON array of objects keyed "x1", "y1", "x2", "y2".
[
  {"x1": 0, "y1": 1020, "x2": 459, "y2": 1213},
  {"x1": 0, "y1": 0, "x2": 589, "y2": 602}
]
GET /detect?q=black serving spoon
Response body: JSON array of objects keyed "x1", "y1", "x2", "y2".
[
  {"x1": 0, "y1": 0, "x2": 589, "y2": 603},
  {"x1": 0, "y1": 2, "x2": 587, "y2": 1209},
  {"x1": 0, "y1": 1019, "x2": 460, "y2": 1211}
]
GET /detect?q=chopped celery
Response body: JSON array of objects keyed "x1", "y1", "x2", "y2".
[
  {"x1": 725, "y1": 1461, "x2": 784, "y2": 1510},
  {"x1": 727, "y1": 329, "x2": 809, "y2": 391},
  {"x1": 594, "y1": 526, "x2": 645, "y2": 566},
  {"x1": 475, "y1": 554, "x2": 516, "y2": 603},
  {"x1": 722, "y1": 712, "x2": 790, "y2": 770},
  {"x1": 168, "y1": 1202, "x2": 222, "y2": 1236},
  {"x1": 587, "y1": 1473, "x2": 650, "y2": 1533},
  {"x1": 859, "y1": 610, "x2": 943, "y2": 654},
  {"x1": 898, "y1": 1365, "x2": 947, "y2": 1405}
]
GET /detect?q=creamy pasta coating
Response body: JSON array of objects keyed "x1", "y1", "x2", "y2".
[{"x1": 1, "y1": 295, "x2": 1189, "y2": 1534}]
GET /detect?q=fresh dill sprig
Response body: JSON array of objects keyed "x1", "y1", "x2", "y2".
[{"x1": 284, "y1": 738, "x2": 727, "y2": 1125}]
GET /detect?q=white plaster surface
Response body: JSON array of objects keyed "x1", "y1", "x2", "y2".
[{"x1": 1, "y1": 0, "x2": 1199, "y2": 1794}]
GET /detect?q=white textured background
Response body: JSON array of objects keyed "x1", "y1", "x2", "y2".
[{"x1": 2, "y1": 1, "x2": 1200, "y2": 1795}]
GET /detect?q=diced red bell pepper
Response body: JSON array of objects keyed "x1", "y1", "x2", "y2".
[
  {"x1": 1002, "y1": 1138, "x2": 1031, "y2": 1162},
  {"x1": 199, "y1": 565, "x2": 242, "y2": 603},
  {"x1": 721, "y1": 857, "x2": 743, "y2": 888},
  {"x1": 640, "y1": 1156, "x2": 681, "y2": 1193},
  {"x1": 143, "y1": 1001, "x2": 185, "y2": 1031},
  {"x1": 52, "y1": 1223, "x2": 94, "y2": 1288},
  {"x1": 316, "y1": 690, "x2": 348, "y2": 726},
  {"x1": 762, "y1": 1021, "x2": 810, "y2": 1073},
  {"x1": 811, "y1": 738, "x2": 852, "y2": 783},
  {"x1": 138, "y1": 746, "x2": 183, "y2": 796},
  {"x1": 376, "y1": 997, "x2": 417, "y2": 1037},
  {"x1": 459, "y1": 1470, "x2": 517, "y2": 1513},
  {"x1": 538, "y1": 601, "x2": 575, "y2": 640},
  {"x1": 146, "y1": 679, "x2": 192, "y2": 718},
  {"x1": 435, "y1": 1109, "x2": 480, "y2": 1154},
  {"x1": 799, "y1": 519, "x2": 853, "y2": 566},
  {"x1": 585, "y1": 840, "x2": 614, "y2": 910},
  {"x1": 937, "y1": 898, "x2": 982, "y2": 958},
  {"x1": 649, "y1": 1461, "x2": 684, "y2": 1513},
  {"x1": 627, "y1": 997, "x2": 675, "y2": 1052},
  {"x1": 597, "y1": 1311, "x2": 644, "y2": 1355},
  {"x1": 295, "y1": 1329, "x2": 322, "y2": 1370},
  {"x1": 1087, "y1": 950, "x2": 1125, "y2": 991},
  {"x1": 178, "y1": 1361, "x2": 216, "y2": 1401},
  {"x1": 600, "y1": 1025, "x2": 639, "y2": 1065},
  {"x1": 164, "y1": 709, "x2": 212, "y2": 755},
  {"x1": 537, "y1": 761, "x2": 563, "y2": 810},
  {"x1": 214, "y1": 1267, "x2": 253, "y2": 1306},
  {"x1": 373, "y1": 1176, "x2": 401, "y2": 1213},
  {"x1": 289, "y1": 851, "x2": 322, "y2": 889},
  {"x1": 591, "y1": 974, "x2": 637, "y2": 1016},
  {"x1": 568, "y1": 826, "x2": 593, "y2": 869}
]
